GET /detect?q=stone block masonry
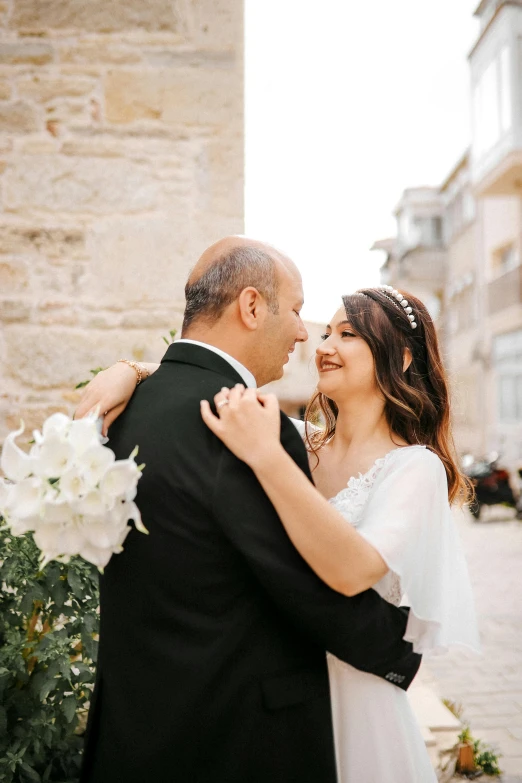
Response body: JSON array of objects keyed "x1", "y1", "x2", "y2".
[{"x1": 0, "y1": 0, "x2": 244, "y2": 441}]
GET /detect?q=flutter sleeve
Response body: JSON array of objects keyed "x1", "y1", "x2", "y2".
[{"x1": 359, "y1": 447, "x2": 481, "y2": 656}]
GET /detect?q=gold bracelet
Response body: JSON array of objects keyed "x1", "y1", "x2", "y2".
[{"x1": 118, "y1": 359, "x2": 144, "y2": 385}]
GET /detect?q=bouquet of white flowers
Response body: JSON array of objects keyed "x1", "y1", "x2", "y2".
[{"x1": 0, "y1": 413, "x2": 147, "y2": 570}]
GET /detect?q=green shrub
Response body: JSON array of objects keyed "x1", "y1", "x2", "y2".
[{"x1": 0, "y1": 521, "x2": 99, "y2": 783}]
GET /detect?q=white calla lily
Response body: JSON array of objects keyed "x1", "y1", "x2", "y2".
[
  {"x1": 59, "y1": 467, "x2": 87, "y2": 503},
  {"x1": 74, "y1": 491, "x2": 110, "y2": 517},
  {"x1": 5, "y1": 477, "x2": 44, "y2": 521},
  {"x1": 67, "y1": 417, "x2": 100, "y2": 457},
  {"x1": 4, "y1": 412, "x2": 147, "y2": 571},
  {"x1": 0, "y1": 421, "x2": 36, "y2": 482},
  {"x1": 0, "y1": 478, "x2": 12, "y2": 516},
  {"x1": 100, "y1": 459, "x2": 141, "y2": 501},
  {"x1": 42, "y1": 413, "x2": 70, "y2": 439},
  {"x1": 41, "y1": 499, "x2": 73, "y2": 525},
  {"x1": 10, "y1": 516, "x2": 40, "y2": 536},
  {"x1": 34, "y1": 437, "x2": 75, "y2": 479},
  {"x1": 80, "y1": 517, "x2": 131, "y2": 550},
  {"x1": 78, "y1": 444, "x2": 115, "y2": 488},
  {"x1": 113, "y1": 499, "x2": 148, "y2": 534}
]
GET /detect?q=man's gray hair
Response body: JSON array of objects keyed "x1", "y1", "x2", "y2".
[{"x1": 182, "y1": 245, "x2": 280, "y2": 332}]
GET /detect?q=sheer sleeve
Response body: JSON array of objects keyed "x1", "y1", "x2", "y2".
[
  {"x1": 359, "y1": 447, "x2": 481, "y2": 656},
  {"x1": 289, "y1": 418, "x2": 320, "y2": 440}
]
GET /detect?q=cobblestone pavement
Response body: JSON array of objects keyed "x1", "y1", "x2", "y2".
[{"x1": 418, "y1": 506, "x2": 522, "y2": 781}]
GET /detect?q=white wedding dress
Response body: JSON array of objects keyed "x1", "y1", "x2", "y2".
[{"x1": 291, "y1": 424, "x2": 481, "y2": 783}]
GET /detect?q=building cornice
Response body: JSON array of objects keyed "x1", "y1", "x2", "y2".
[{"x1": 469, "y1": 1, "x2": 522, "y2": 59}]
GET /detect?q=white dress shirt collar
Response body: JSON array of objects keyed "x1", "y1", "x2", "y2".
[{"x1": 175, "y1": 339, "x2": 257, "y2": 388}]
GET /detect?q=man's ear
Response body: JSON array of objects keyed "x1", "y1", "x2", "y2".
[
  {"x1": 403, "y1": 347, "x2": 413, "y2": 372},
  {"x1": 237, "y1": 287, "x2": 267, "y2": 331}
]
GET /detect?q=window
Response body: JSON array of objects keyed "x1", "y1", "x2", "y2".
[
  {"x1": 494, "y1": 330, "x2": 522, "y2": 422},
  {"x1": 472, "y1": 44, "x2": 512, "y2": 159},
  {"x1": 493, "y1": 243, "x2": 519, "y2": 275},
  {"x1": 412, "y1": 216, "x2": 444, "y2": 248},
  {"x1": 500, "y1": 44, "x2": 512, "y2": 134}
]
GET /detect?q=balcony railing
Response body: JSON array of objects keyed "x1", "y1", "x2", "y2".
[{"x1": 488, "y1": 265, "x2": 522, "y2": 314}]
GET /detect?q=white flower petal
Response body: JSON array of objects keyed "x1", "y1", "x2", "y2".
[
  {"x1": 76, "y1": 542, "x2": 114, "y2": 570},
  {"x1": 59, "y1": 467, "x2": 87, "y2": 503},
  {"x1": 42, "y1": 413, "x2": 70, "y2": 439},
  {"x1": 41, "y1": 500, "x2": 73, "y2": 525},
  {"x1": 0, "y1": 478, "x2": 12, "y2": 516},
  {"x1": 5, "y1": 477, "x2": 44, "y2": 521},
  {"x1": 80, "y1": 518, "x2": 130, "y2": 550},
  {"x1": 122, "y1": 500, "x2": 148, "y2": 534},
  {"x1": 0, "y1": 421, "x2": 35, "y2": 482},
  {"x1": 78, "y1": 444, "x2": 115, "y2": 487},
  {"x1": 9, "y1": 516, "x2": 39, "y2": 536},
  {"x1": 100, "y1": 460, "x2": 140, "y2": 500},
  {"x1": 34, "y1": 437, "x2": 75, "y2": 479},
  {"x1": 32, "y1": 430, "x2": 44, "y2": 446},
  {"x1": 74, "y1": 491, "x2": 109, "y2": 517},
  {"x1": 67, "y1": 417, "x2": 100, "y2": 456}
]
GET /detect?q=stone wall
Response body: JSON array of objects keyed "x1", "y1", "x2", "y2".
[{"x1": 0, "y1": 0, "x2": 244, "y2": 438}]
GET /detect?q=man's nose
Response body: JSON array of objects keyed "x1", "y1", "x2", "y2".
[{"x1": 297, "y1": 318, "x2": 308, "y2": 342}]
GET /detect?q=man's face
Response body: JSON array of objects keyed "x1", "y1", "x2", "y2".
[{"x1": 256, "y1": 264, "x2": 308, "y2": 386}]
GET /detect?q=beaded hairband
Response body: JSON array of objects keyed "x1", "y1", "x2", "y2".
[
  {"x1": 376, "y1": 285, "x2": 418, "y2": 330},
  {"x1": 354, "y1": 286, "x2": 418, "y2": 330}
]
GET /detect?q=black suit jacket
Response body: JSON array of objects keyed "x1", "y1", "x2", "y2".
[{"x1": 81, "y1": 343, "x2": 421, "y2": 783}]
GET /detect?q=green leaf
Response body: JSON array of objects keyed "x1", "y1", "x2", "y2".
[
  {"x1": 62, "y1": 696, "x2": 77, "y2": 723},
  {"x1": 20, "y1": 762, "x2": 41, "y2": 781},
  {"x1": 0, "y1": 705, "x2": 7, "y2": 735},
  {"x1": 50, "y1": 580, "x2": 66, "y2": 611},
  {"x1": 162, "y1": 336, "x2": 169, "y2": 345},
  {"x1": 39, "y1": 679, "x2": 55, "y2": 701},
  {"x1": 66, "y1": 568, "x2": 84, "y2": 599}
]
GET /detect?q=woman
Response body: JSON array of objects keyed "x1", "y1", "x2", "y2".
[{"x1": 78, "y1": 286, "x2": 480, "y2": 782}]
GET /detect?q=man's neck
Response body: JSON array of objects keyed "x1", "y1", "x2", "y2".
[
  {"x1": 179, "y1": 333, "x2": 258, "y2": 388},
  {"x1": 181, "y1": 331, "x2": 251, "y2": 372}
]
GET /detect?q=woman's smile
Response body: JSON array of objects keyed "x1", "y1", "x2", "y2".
[{"x1": 319, "y1": 360, "x2": 343, "y2": 373}]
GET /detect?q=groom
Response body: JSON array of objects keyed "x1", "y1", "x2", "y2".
[{"x1": 80, "y1": 237, "x2": 421, "y2": 783}]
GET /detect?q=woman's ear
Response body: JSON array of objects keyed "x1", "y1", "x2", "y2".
[{"x1": 403, "y1": 347, "x2": 413, "y2": 372}]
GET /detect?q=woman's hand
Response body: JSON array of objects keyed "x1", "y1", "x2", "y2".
[
  {"x1": 201, "y1": 384, "x2": 283, "y2": 469},
  {"x1": 75, "y1": 362, "x2": 157, "y2": 436}
]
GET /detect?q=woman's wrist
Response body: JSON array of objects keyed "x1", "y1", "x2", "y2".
[{"x1": 249, "y1": 443, "x2": 289, "y2": 477}]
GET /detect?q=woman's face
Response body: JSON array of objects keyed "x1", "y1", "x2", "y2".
[{"x1": 315, "y1": 306, "x2": 379, "y2": 403}]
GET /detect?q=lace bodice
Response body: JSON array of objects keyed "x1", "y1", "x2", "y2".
[{"x1": 328, "y1": 450, "x2": 406, "y2": 606}]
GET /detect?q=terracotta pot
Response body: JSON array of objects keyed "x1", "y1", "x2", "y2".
[{"x1": 456, "y1": 742, "x2": 476, "y2": 773}]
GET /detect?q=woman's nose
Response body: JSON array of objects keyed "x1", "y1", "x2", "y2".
[{"x1": 316, "y1": 339, "x2": 335, "y2": 355}]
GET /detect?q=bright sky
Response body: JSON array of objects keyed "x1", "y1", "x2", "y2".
[{"x1": 245, "y1": 0, "x2": 479, "y2": 323}]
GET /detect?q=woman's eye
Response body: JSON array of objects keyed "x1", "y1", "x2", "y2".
[
  {"x1": 341, "y1": 331, "x2": 356, "y2": 338},
  {"x1": 320, "y1": 333, "x2": 330, "y2": 341}
]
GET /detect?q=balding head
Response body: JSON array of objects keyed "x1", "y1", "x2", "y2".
[{"x1": 182, "y1": 236, "x2": 295, "y2": 333}]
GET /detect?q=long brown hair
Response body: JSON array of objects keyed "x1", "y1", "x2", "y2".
[{"x1": 305, "y1": 288, "x2": 472, "y2": 505}]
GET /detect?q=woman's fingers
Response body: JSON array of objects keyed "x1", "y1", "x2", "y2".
[
  {"x1": 200, "y1": 399, "x2": 223, "y2": 435},
  {"x1": 102, "y1": 402, "x2": 127, "y2": 437}
]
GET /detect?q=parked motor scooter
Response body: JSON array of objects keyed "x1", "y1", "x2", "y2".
[{"x1": 461, "y1": 452, "x2": 522, "y2": 520}]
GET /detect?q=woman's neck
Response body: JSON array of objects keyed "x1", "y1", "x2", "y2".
[{"x1": 329, "y1": 394, "x2": 398, "y2": 458}]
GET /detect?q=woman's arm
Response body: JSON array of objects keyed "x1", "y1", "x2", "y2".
[
  {"x1": 201, "y1": 386, "x2": 388, "y2": 597},
  {"x1": 75, "y1": 361, "x2": 160, "y2": 435}
]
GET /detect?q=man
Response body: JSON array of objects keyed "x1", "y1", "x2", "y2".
[{"x1": 80, "y1": 237, "x2": 421, "y2": 783}]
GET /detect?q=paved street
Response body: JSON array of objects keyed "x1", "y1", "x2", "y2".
[{"x1": 418, "y1": 506, "x2": 522, "y2": 780}]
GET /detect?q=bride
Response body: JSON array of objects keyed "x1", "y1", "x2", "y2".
[{"x1": 77, "y1": 285, "x2": 480, "y2": 782}]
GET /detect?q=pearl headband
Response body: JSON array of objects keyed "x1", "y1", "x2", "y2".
[{"x1": 378, "y1": 286, "x2": 418, "y2": 329}]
